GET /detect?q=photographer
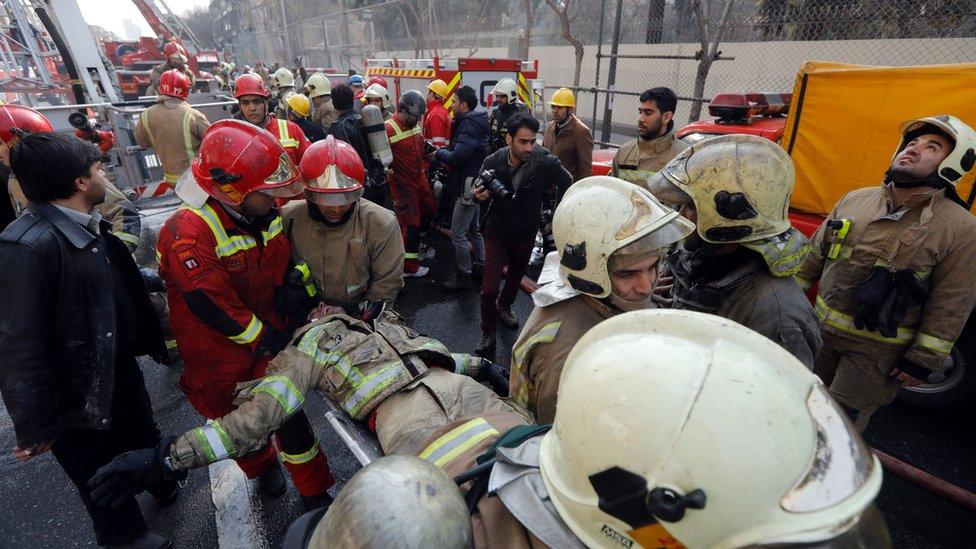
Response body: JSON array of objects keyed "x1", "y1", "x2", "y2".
[{"x1": 473, "y1": 114, "x2": 572, "y2": 357}]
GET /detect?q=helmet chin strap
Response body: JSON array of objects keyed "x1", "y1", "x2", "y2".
[{"x1": 883, "y1": 165, "x2": 946, "y2": 189}]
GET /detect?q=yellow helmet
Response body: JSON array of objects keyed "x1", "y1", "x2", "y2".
[
  {"x1": 428, "y1": 79, "x2": 449, "y2": 99},
  {"x1": 286, "y1": 93, "x2": 311, "y2": 118},
  {"x1": 549, "y1": 87, "x2": 575, "y2": 108}
]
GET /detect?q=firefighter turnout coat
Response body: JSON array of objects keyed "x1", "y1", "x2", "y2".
[
  {"x1": 263, "y1": 116, "x2": 311, "y2": 167},
  {"x1": 611, "y1": 121, "x2": 688, "y2": 190},
  {"x1": 796, "y1": 185, "x2": 976, "y2": 376},
  {"x1": 423, "y1": 97, "x2": 451, "y2": 148},
  {"x1": 134, "y1": 98, "x2": 210, "y2": 185},
  {"x1": 385, "y1": 113, "x2": 436, "y2": 228}
]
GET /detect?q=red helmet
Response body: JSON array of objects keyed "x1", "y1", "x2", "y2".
[
  {"x1": 301, "y1": 135, "x2": 365, "y2": 206},
  {"x1": 234, "y1": 73, "x2": 270, "y2": 99},
  {"x1": 366, "y1": 76, "x2": 388, "y2": 89},
  {"x1": 158, "y1": 69, "x2": 190, "y2": 100},
  {"x1": 0, "y1": 105, "x2": 53, "y2": 145},
  {"x1": 188, "y1": 119, "x2": 303, "y2": 206},
  {"x1": 163, "y1": 41, "x2": 188, "y2": 62}
]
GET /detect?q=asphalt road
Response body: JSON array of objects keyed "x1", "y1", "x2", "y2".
[{"x1": 1, "y1": 205, "x2": 973, "y2": 547}]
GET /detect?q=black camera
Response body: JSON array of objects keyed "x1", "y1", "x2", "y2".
[{"x1": 478, "y1": 169, "x2": 510, "y2": 200}]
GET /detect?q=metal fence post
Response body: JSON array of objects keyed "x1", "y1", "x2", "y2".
[
  {"x1": 591, "y1": 0, "x2": 607, "y2": 134},
  {"x1": 322, "y1": 18, "x2": 332, "y2": 68},
  {"x1": 600, "y1": 0, "x2": 623, "y2": 143}
]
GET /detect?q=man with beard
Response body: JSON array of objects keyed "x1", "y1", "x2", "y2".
[
  {"x1": 611, "y1": 87, "x2": 688, "y2": 190},
  {"x1": 796, "y1": 115, "x2": 976, "y2": 431}
]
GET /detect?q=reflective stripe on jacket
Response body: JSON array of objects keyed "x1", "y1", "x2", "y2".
[
  {"x1": 133, "y1": 99, "x2": 210, "y2": 184},
  {"x1": 263, "y1": 116, "x2": 310, "y2": 167},
  {"x1": 610, "y1": 121, "x2": 688, "y2": 190}
]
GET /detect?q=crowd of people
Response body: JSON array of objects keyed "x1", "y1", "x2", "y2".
[{"x1": 0, "y1": 48, "x2": 975, "y2": 549}]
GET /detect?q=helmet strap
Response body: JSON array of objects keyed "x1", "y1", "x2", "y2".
[{"x1": 883, "y1": 168, "x2": 946, "y2": 189}]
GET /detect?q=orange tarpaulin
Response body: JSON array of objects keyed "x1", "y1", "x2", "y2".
[{"x1": 782, "y1": 61, "x2": 976, "y2": 216}]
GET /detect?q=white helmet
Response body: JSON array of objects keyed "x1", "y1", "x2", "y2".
[
  {"x1": 538, "y1": 309, "x2": 887, "y2": 549},
  {"x1": 363, "y1": 83, "x2": 391, "y2": 110},
  {"x1": 891, "y1": 114, "x2": 976, "y2": 187},
  {"x1": 272, "y1": 67, "x2": 295, "y2": 89},
  {"x1": 309, "y1": 455, "x2": 471, "y2": 548},
  {"x1": 492, "y1": 78, "x2": 518, "y2": 102},
  {"x1": 553, "y1": 176, "x2": 694, "y2": 298},
  {"x1": 305, "y1": 73, "x2": 332, "y2": 99},
  {"x1": 648, "y1": 133, "x2": 795, "y2": 244}
]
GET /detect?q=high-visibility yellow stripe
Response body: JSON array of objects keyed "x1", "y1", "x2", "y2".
[
  {"x1": 795, "y1": 275, "x2": 814, "y2": 292},
  {"x1": 280, "y1": 440, "x2": 320, "y2": 464},
  {"x1": 113, "y1": 231, "x2": 141, "y2": 247},
  {"x1": 517, "y1": 73, "x2": 530, "y2": 104},
  {"x1": 367, "y1": 67, "x2": 435, "y2": 78},
  {"x1": 229, "y1": 314, "x2": 263, "y2": 345},
  {"x1": 253, "y1": 375, "x2": 305, "y2": 415},
  {"x1": 419, "y1": 418, "x2": 499, "y2": 468},
  {"x1": 442, "y1": 73, "x2": 462, "y2": 108},
  {"x1": 140, "y1": 109, "x2": 155, "y2": 144},
  {"x1": 340, "y1": 362, "x2": 406, "y2": 418},
  {"x1": 512, "y1": 321, "x2": 562, "y2": 406},
  {"x1": 815, "y1": 296, "x2": 915, "y2": 346},
  {"x1": 193, "y1": 420, "x2": 235, "y2": 462},
  {"x1": 163, "y1": 172, "x2": 180, "y2": 183},
  {"x1": 451, "y1": 353, "x2": 470, "y2": 375},
  {"x1": 277, "y1": 119, "x2": 300, "y2": 148},
  {"x1": 387, "y1": 119, "x2": 421, "y2": 144},
  {"x1": 182, "y1": 110, "x2": 196, "y2": 164},
  {"x1": 915, "y1": 332, "x2": 954, "y2": 355},
  {"x1": 297, "y1": 323, "x2": 366, "y2": 384},
  {"x1": 183, "y1": 203, "x2": 259, "y2": 258}
]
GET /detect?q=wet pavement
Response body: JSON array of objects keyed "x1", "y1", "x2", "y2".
[{"x1": 1, "y1": 207, "x2": 973, "y2": 547}]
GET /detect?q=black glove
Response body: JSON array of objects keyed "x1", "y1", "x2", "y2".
[
  {"x1": 257, "y1": 326, "x2": 291, "y2": 356},
  {"x1": 475, "y1": 358, "x2": 511, "y2": 397},
  {"x1": 275, "y1": 267, "x2": 318, "y2": 329},
  {"x1": 88, "y1": 436, "x2": 185, "y2": 509},
  {"x1": 887, "y1": 269, "x2": 929, "y2": 335},
  {"x1": 852, "y1": 266, "x2": 893, "y2": 334}
]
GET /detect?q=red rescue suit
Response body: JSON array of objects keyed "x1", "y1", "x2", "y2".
[
  {"x1": 423, "y1": 98, "x2": 451, "y2": 147},
  {"x1": 386, "y1": 113, "x2": 436, "y2": 271},
  {"x1": 264, "y1": 116, "x2": 311, "y2": 167},
  {"x1": 157, "y1": 199, "x2": 332, "y2": 495}
]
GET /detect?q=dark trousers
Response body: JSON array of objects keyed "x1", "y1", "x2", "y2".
[
  {"x1": 51, "y1": 356, "x2": 161, "y2": 545},
  {"x1": 480, "y1": 227, "x2": 534, "y2": 333}
]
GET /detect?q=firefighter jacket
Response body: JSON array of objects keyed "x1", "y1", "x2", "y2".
[
  {"x1": 385, "y1": 114, "x2": 436, "y2": 227},
  {"x1": 146, "y1": 63, "x2": 195, "y2": 96},
  {"x1": 167, "y1": 314, "x2": 476, "y2": 468},
  {"x1": 611, "y1": 121, "x2": 689, "y2": 190},
  {"x1": 313, "y1": 97, "x2": 339, "y2": 128},
  {"x1": 263, "y1": 115, "x2": 310, "y2": 168},
  {"x1": 157, "y1": 200, "x2": 290, "y2": 393},
  {"x1": 670, "y1": 248, "x2": 822, "y2": 369},
  {"x1": 488, "y1": 102, "x2": 531, "y2": 153},
  {"x1": 423, "y1": 98, "x2": 451, "y2": 147},
  {"x1": 6, "y1": 174, "x2": 142, "y2": 251},
  {"x1": 281, "y1": 199, "x2": 403, "y2": 311},
  {"x1": 796, "y1": 185, "x2": 976, "y2": 374},
  {"x1": 510, "y1": 294, "x2": 615, "y2": 424},
  {"x1": 542, "y1": 114, "x2": 593, "y2": 182},
  {"x1": 134, "y1": 98, "x2": 210, "y2": 185},
  {"x1": 273, "y1": 89, "x2": 297, "y2": 119},
  {"x1": 0, "y1": 203, "x2": 165, "y2": 445}
]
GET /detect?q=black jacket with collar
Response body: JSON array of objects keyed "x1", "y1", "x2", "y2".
[
  {"x1": 0, "y1": 202, "x2": 165, "y2": 446},
  {"x1": 480, "y1": 145, "x2": 573, "y2": 240}
]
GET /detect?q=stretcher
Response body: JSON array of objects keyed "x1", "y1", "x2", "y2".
[{"x1": 319, "y1": 391, "x2": 383, "y2": 466}]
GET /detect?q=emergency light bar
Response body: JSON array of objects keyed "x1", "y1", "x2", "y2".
[{"x1": 708, "y1": 93, "x2": 792, "y2": 122}]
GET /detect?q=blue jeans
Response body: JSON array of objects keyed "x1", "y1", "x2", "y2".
[{"x1": 451, "y1": 200, "x2": 485, "y2": 273}]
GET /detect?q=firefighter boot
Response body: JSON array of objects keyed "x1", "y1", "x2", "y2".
[
  {"x1": 256, "y1": 462, "x2": 287, "y2": 497},
  {"x1": 301, "y1": 491, "x2": 334, "y2": 512},
  {"x1": 497, "y1": 305, "x2": 519, "y2": 330},
  {"x1": 474, "y1": 332, "x2": 496, "y2": 358},
  {"x1": 443, "y1": 269, "x2": 472, "y2": 291}
]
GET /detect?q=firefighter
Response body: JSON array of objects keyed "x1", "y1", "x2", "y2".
[
  {"x1": 648, "y1": 134, "x2": 822, "y2": 368},
  {"x1": 234, "y1": 73, "x2": 310, "y2": 168},
  {"x1": 1, "y1": 105, "x2": 142, "y2": 251},
  {"x1": 146, "y1": 41, "x2": 195, "y2": 97},
  {"x1": 91, "y1": 311, "x2": 890, "y2": 549},
  {"x1": 304, "y1": 72, "x2": 339, "y2": 127},
  {"x1": 363, "y1": 83, "x2": 392, "y2": 119},
  {"x1": 285, "y1": 93, "x2": 326, "y2": 142},
  {"x1": 134, "y1": 69, "x2": 210, "y2": 190},
  {"x1": 796, "y1": 116, "x2": 976, "y2": 431},
  {"x1": 510, "y1": 175, "x2": 694, "y2": 423},
  {"x1": 156, "y1": 119, "x2": 334, "y2": 507},
  {"x1": 385, "y1": 90, "x2": 436, "y2": 278},
  {"x1": 271, "y1": 67, "x2": 297, "y2": 119},
  {"x1": 487, "y1": 77, "x2": 530, "y2": 154},
  {"x1": 611, "y1": 87, "x2": 688, "y2": 190},
  {"x1": 326, "y1": 84, "x2": 388, "y2": 206},
  {"x1": 348, "y1": 74, "x2": 366, "y2": 110},
  {"x1": 281, "y1": 136, "x2": 405, "y2": 316},
  {"x1": 424, "y1": 78, "x2": 452, "y2": 148}
]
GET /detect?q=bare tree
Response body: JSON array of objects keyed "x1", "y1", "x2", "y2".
[
  {"x1": 519, "y1": 0, "x2": 534, "y2": 60},
  {"x1": 645, "y1": 0, "x2": 666, "y2": 43},
  {"x1": 181, "y1": 6, "x2": 219, "y2": 49},
  {"x1": 688, "y1": 0, "x2": 735, "y2": 122},
  {"x1": 544, "y1": 0, "x2": 584, "y2": 85}
]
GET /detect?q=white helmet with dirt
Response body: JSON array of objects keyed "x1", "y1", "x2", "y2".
[
  {"x1": 272, "y1": 67, "x2": 295, "y2": 89},
  {"x1": 648, "y1": 133, "x2": 795, "y2": 244},
  {"x1": 890, "y1": 114, "x2": 976, "y2": 187},
  {"x1": 305, "y1": 73, "x2": 332, "y2": 99},
  {"x1": 539, "y1": 309, "x2": 888, "y2": 549},
  {"x1": 363, "y1": 83, "x2": 391, "y2": 110},
  {"x1": 553, "y1": 175, "x2": 694, "y2": 298},
  {"x1": 492, "y1": 78, "x2": 518, "y2": 102}
]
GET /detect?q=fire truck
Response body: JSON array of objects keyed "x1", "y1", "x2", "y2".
[{"x1": 364, "y1": 56, "x2": 538, "y2": 111}]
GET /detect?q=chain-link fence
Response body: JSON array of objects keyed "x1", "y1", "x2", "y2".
[{"x1": 222, "y1": 0, "x2": 975, "y2": 142}]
